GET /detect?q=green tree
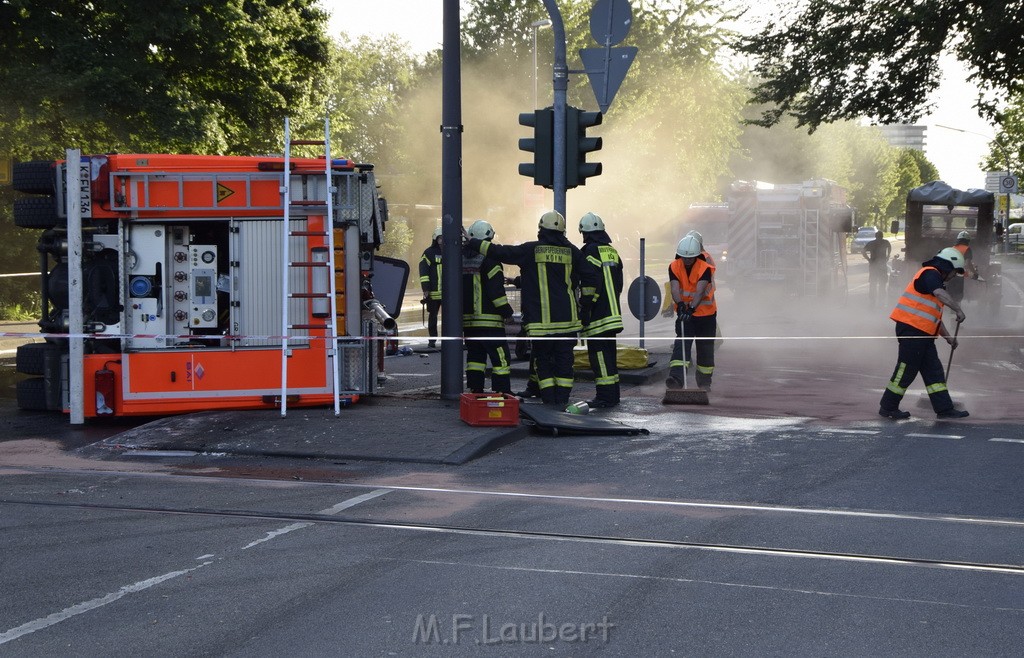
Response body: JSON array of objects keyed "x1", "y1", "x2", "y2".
[
  {"x1": 0, "y1": 0, "x2": 330, "y2": 158},
  {"x1": 740, "y1": 0, "x2": 1024, "y2": 130}
]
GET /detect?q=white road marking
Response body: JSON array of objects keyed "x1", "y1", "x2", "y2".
[
  {"x1": 0, "y1": 562, "x2": 212, "y2": 645},
  {"x1": 820, "y1": 429, "x2": 879, "y2": 435},
  {"x1": 906, "y1": 433, "x2": 963, "y2": 440},
  {"x1": 391, "y1": 557, "x2": 1024, "y2": 611},
  {"x1": 241, "y1": 488, "x2": 391, "y2": 550},
  {"x1": 990, "y1": 438, "x2": 1024, "y2": 444}
]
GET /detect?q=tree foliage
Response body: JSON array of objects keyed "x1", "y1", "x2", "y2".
[
  {"x1": 740, "y1": 0, "x2": 1024, "y2": 131},
  {"x1": 0, "y1": 0, "x2": 330, "y2": 157}
]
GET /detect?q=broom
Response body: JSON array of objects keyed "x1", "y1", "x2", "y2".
[
  {"x1": 916, "y1": 318, "x2": 963, "y2": 409},
  {"x1": 663, "y1": 306, "x2": 709, "y2": 405}
]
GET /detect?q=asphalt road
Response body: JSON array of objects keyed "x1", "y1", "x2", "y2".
[{"x1": 1, "y1": 254, "x2": 1023, "y2": 655}]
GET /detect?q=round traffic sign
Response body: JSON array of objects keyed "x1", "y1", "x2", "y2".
[
  {"x1": 1000, "y1": 175, "x2": 1018, "y2": 193},
  {"x1": 590, "y1": 0, "x2": 632, "y2": 46},
  {"x1": 627, "y1": 275, "x2": 661, "y2": 321}
]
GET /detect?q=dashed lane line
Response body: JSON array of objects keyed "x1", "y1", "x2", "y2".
[
  {"x1": 905, "y1": 433, "x2": 964, "y2": 440},
  {"x1": 990, "y1": 438, "x2": 1024, "y2": 444}
]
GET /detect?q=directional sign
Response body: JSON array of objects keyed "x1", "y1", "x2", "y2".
[
  {"x1": 580, "y1": 46, "x2": 638, "y2": 113},
  {"x1": 627, "y1": 275, "x2": 661, "y2": 321},
  {"x1": 985, "y1": 170, "x2": 1015, "y2": 194},
  {"x1": 590, "y1": 0, "x2": 632, "y2": 46}
]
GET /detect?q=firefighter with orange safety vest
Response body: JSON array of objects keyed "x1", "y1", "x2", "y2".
[
  {"x1": 879, "y1": 248, "x2": 969, "y2": 420},
  {"x1": 945, "y1": 230, "x2": 983, "y2": 303},
  {"x1": 667, "y1": 234, "x2": 717, "y2": 391}
]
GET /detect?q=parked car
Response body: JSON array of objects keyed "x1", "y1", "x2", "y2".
[
  {"x1": 1007, "y1": 222, "x2": 1023, "y2": 252},
  {"x1": 851, "y1": 226, "x2": 879, "y2": 254}
]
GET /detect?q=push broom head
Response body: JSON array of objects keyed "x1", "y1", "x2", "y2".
[{"x1": 662, "y1": 388, "x2": 709, "y2": 405}]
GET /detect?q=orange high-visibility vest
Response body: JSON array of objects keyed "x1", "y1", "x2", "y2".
[
  {"x1": 890, "y1": 266, "x2": 943, "y2": 334},
  {"x1": 670, "y1": 257, "x2": 717, "y2": 317}
]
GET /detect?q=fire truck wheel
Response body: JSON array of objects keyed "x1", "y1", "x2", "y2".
[
  {"x1": 16, "y1": 377, "x2": 49, "y2": 411},
  {"x1": 15, "y1": 343, "x2": 54, "y2": 376},
  {"x1": 14, "y1": 196, "x2": 61, "y2": 229},
  {"x1": 12, "y1": 160, "x2": 56, "y2": 195}
]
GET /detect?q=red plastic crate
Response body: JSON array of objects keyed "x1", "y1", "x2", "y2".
[{"x1": 460, "y1": 393, "x2": 520, "y2": 427}]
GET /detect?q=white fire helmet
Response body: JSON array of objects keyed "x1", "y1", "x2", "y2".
[
  {"x1": 676, "y1": 235, "x2": 702, "y2": 258},
  {"x1": 467, "y1": 220, "x2": 495, "y2": 241},
  {"x1": 686, "y1": 229, "x2": 704, "y2": 247},
  {"x1": 935, "y1": 247, "x2": 965, "y2": 272},
  {"x1": 956, "y1": 230, "x2": 971, "y2": 241},
  {"x1": 539, "y1": 210, "x2": 566, "y2": 232},
  {"x1": 432, "y1": 226, "x2": 443, "y2": 241},
  {"x1": 578, "y1": 212, "x2": 605, "y2": 233}
]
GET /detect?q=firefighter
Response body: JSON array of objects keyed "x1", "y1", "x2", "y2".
[
  {"x1": 418, "y1": 227, "x2": 443, "y2": 348},
  {"x1": 863, "y1": 230, "x2": 891, "y2": 306},
  {"x1": 945, "y1": 230, "x2": 982, "y2": 303},
  {"x1": 879, "y1": 247, "x2": 969, "y2": 419},
  {"x1": 686, "y1": 229, "x2": 717, "y2": 269},
  {"x1": 462, "y1": 220, "x2": 513, "y2": 394},
  {"x1": 466, "y1": 210, "x2": 583, "y2": 407},
  {"x1": 578, "y1": 212, "x2": 624, "y2": 408},
  {"x1": 668, "y1": 234, "x2": 716, "y2": 391}
]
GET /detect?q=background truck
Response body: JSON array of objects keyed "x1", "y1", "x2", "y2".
[
  {"x1": 10, "y1": 147, "x2": 406, "y2": 419},
  {"x1": 726, "y1": 179, "x2": 854, "y2": 297},
  {"x1": 899, "y1": 180, "x2": 1001, "y2": 314}
]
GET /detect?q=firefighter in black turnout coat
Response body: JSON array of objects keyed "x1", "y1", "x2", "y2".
[
  {"x1": 578, "y1": 212, "x2": 624, "y2": 408},
  {"x1": 466, "y1": 210, "x2": 584, "y2": 407},
  {"x1": 462, "y1": 220, "x2": 513, "y2": 394}
]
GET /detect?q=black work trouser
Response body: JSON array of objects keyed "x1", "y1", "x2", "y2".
[
  {"x1": 670, "y1": 313, "x2": 716, "y2": 388},
  {"x1": 531, "y1": 332, "x2": 576, "y2": 406},
  {"x1": 879, "y1": 335, "x2": 955, "y2": 413},
  {"x1": 424, "y1": 299, "x2": 441, "y2": 344},
  {"x1": 868, "y1": 262, "x2": 887, "y2": 305},
  {"x1": 465, "y1": 326, "x2": 512, "y2": 394},
  {"x1": 585, "y1": 330, "x2": 620, "y2": 404}
]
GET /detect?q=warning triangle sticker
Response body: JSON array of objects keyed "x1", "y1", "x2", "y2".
[
  {"x1": 580, "y1": 46, "x2": 637, "y2": 113},
  {"x1": 216, "y1": 183, "x2": 235, "y2": 203}
]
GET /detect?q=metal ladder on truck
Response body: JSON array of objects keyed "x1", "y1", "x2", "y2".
[
  {"x1": 802, "y1": 209, "x2": 820, "y2": 296},
  {"x1": 280, "y1": 117, "x2": 343, "y2": 417}
]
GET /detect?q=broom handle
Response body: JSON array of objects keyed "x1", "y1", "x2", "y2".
[{"x1": 944, "y1": 319, "x2": 961, "y2": 382}]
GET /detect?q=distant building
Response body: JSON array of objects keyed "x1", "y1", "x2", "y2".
[{"x1": 875, "y1": 124, "x2": 927, "y2": 151}]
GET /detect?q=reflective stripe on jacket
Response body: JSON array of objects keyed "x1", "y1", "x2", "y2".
[
  {"x1": 890, "y1": 266, "x2": 943, "y2": 334},
  {"x1": 462, "y1": 251, "x2": 511, "y2": 329},
  {"x1": 669, "y1": 257, "x2": 717, "y2": 316},
  {"x1": 418, "y1": 244, "x2": 442, "y2": 300},
  {"x1": 580, "y1": 242, "x2": 623, "y2": 338}
]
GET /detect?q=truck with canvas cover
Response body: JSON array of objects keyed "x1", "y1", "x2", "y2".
[
  {"x1": 900, "y1": 181, "x2": 1001, "y2": 313},
  {"x1": 726, "y1": 179, "x2": 853, "y2": 297},
  {"x1": 10, "y1": 148, "x2": 407, "y2": 419}
]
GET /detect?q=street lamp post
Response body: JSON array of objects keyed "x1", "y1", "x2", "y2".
[{"x1": 531, "y1": 19, "x2": 551, "y2": 109}]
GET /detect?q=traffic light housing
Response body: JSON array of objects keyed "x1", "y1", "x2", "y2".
[
  {"x1": 566, "y1": 106, "x2": 603, "y2": 188},
  {"x1": 518, "y1": 108, "x2": 554, "y2": 188}
]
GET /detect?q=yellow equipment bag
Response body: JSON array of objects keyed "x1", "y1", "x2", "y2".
[{"x1": 573, "y1": 345, "x2": 650, "y2": 370}]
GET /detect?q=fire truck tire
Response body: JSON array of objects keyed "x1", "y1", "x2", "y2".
[
  {"x1": 12, "y1": 160, "x2": 56, "y2": 195},
  {"x1": 15, "y1": 343, "x2": 54, "y2": 376},
  {"x1": 16, "y1": 377, "x2": 49, "y2": 411},
  {"x1": 14, "y1": 196, "x2": 61, "y2": 230}
]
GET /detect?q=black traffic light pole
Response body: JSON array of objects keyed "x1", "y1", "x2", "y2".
[
  {"x1": 542, "y1": 0, "x2": 568, "y2": 217},
  {"x1": 439, "y1": 0, "x2": 463, "y2": 400}
]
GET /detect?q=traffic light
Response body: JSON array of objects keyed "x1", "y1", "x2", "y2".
[
  {"x1": 518, "y1": 108, "x2": 554, "y2": 188},
  {"x1": 565, "y1": 106, "x2": 603, "y2": 188}
]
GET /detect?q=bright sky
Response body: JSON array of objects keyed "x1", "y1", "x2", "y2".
[{"x1": 321, "y1": 0, "x2": 997, "y2": 190}]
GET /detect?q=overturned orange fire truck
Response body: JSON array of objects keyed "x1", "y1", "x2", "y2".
[{"x1": 11, "y1": 138, "x2": 407, "y2": 420}]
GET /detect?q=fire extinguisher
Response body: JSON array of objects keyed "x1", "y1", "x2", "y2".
[{"x1": 95, "y1": 361, "x2": 118, "y2": 415}]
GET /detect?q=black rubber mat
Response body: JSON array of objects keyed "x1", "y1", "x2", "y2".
[{"x1": 518, "y1": 404, "x2": 650, "y2": 436}]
